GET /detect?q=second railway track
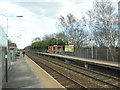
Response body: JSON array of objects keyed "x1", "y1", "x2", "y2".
[{"x1": 26, "y1": 51, "x2": 120, "y2": 89}]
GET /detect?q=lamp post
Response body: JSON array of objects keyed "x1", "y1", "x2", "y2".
[
  {"x1": 118, "y1": 1, "x2": 120, "y2": 47},
  {"x1": 0, "y1": 13, "x2": 23, "y2": 34},
  {"x1": 0, "y1": 13, "x2": 23, "y2": 82}
]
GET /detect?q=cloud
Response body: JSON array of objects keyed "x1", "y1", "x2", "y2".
[
  {"x1": 16, "y1": 2, "x2": 63, "y2": 19},
  {"x1": 0, "y1": 0, "x2": 119, "y2": 49},
  {"x1": 16, "y1": 0, "x2": 94, "y2": 19}
]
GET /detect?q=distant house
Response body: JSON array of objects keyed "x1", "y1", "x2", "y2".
[
  {"x1": 48, "y1": 45, "x2": 64, "y2": 54},
  {"x1": 8, "y1": 43, "x2": 17, "y2": 51}
]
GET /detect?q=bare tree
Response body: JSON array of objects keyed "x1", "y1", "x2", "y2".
[
  {"x1": 86, "y1": 0, "x2": 118, "y2": 61},
  {"x1": 58, "y1": 13, "x2": 87, "y2": 47}
]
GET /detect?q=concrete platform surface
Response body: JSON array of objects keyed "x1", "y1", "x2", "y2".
[{"x1": 2, "y1": 56, "x2": 43, "y2": 89}]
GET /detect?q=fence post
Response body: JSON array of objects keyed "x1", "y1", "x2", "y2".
[
  {"x1": 107, "y1": 48, "x2": 109, "y2": 61},
  {"x1": 96, "y1": 47, "x2": 97, "y2": 59},
  {"x1": 91, "y1": 46, "x2": 93, "y2": 59},
  {"x1": 87, "y1": 49, "x2": 88, "y2": 58}
]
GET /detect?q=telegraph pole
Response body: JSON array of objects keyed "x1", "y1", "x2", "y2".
[{"x1": 118, "y1": 1, "x2": 120, "y2": 47}]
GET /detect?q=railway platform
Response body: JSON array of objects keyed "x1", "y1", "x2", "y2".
[
  {"x1": 38, "y1": 52, "x2": 120, "y2": 69},
  {"x1": 2, "y1": 55, "x2": 64, "y2": 89},
  {"x1": 2, "y1": 55, "x2": 42, "y2": 89},
  {"x1": 35, "y1": 52, "x2": 120, "y2": 78}
]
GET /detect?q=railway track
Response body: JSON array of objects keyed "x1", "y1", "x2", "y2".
[
  {"x1": 39, "y1": 53, "x2": 120, "y2": 88},
  {"x1": 27, "y1": 52, "x2": 88, "y2": 89},
  {"x1": 27, "y1": 52, "x2": 120, "y2": 89}
]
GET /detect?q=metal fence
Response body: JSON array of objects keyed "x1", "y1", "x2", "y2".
[
  {"x1": 63, "y1": 47, "x2": 120, "y2": 63},
  {"x1": 31, "y1": 46, "x2": 119, "y2": 63}
]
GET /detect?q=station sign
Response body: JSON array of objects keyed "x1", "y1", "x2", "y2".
[{"x1": 65, "y1": 45, "x2": 74, "y2": 52}]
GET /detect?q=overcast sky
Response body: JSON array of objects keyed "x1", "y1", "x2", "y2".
[{"x1": 0, "y1": 0, "x2": 119, "y2": 49}]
